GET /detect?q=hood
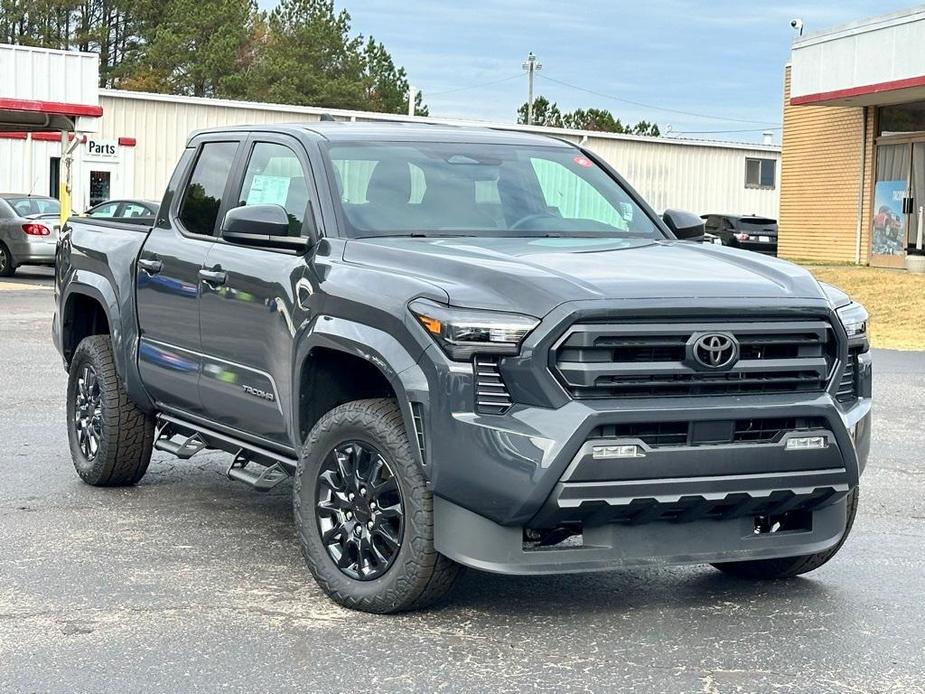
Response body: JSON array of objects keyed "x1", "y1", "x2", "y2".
[{"x1": 343, "y1": 236, "x2": 828, "y2": 317}]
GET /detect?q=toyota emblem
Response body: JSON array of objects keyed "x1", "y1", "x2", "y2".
[{"x1": 691, "y1": 333, "x2": 738, "y2": 370}]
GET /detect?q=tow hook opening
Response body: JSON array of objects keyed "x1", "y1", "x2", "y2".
[
  {"x1": 753, "y1": 509, "x2": 813, "y2": 535},
  {"x1": 523, "y1": 524, "x2": 584, "y2": 551}
]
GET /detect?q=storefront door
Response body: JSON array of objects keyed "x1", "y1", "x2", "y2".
[
  {"x1": 871, "y1": 143, "x2": 910, "y2": 268},
  {"x1": 910, "y1": 142, "x2": 925, "y2": 253}
]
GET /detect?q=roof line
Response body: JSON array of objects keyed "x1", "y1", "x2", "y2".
[{"x1": 100, "y1": 88, "x2": 780, "y2": 153}]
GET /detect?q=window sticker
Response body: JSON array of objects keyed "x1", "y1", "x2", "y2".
[
  {"x1": 246, "y1": 175, "x2": 291, "y2": 206},
  {"x1": 573, "y1": 155, "x2": 593, "y2": 168}
]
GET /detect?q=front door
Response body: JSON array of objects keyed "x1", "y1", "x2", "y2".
[
  {"x1": 136, "y1": 138, "x2": 242, "y2": 416},
  {"x1": 869, "y1": 141, "x2": 925, "y2": 268},
  {"x1": 198, "y1": 135, "x2": 320, "y2": 449}
]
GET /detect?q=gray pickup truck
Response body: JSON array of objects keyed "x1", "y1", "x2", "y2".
[{"x1": 54, "y1": 123, "x2": 872, "y2": 613}]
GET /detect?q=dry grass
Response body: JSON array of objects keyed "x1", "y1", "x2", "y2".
[{"x1": 809, "y1": 265, "x2": 925, "y2": 351}]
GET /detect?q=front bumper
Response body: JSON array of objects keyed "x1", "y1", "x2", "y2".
[{"x1": 411, "y1": 299, "x2": 871, "y2": 574}]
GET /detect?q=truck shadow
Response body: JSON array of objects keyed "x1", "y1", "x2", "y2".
[{"x1": 444, "y1": 565, "x2": 834, "y2": 615}]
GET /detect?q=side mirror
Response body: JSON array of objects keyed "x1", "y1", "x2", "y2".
[
  {"x1": 221, "y1": 204, "x2": 310, "y2": 252},
  {"x1": 662, "y1": 208, "x2": 705, "y2": 241}
]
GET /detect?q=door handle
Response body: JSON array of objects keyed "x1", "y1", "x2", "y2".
[
  {"x1": 199, "y1": 268, "x2": 227, "y2": 286},
  {"x1": 138, "y1": 258, "x2": 162, "y2": 275}
]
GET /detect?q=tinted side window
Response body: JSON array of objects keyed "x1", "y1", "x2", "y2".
[
  {"x1": 238, "y1": 142, "x2": 311, "y2": 237},
  {"x1": 179, "y1": 141, "x2": 238, "y2": 236}
]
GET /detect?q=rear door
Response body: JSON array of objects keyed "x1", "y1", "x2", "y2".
[
  {"x1": 198, "y1": 133, "x2": 320, "y2": 448},
  {"x1": 135, "y1": 135, "x2": 243, "y2": 416}
]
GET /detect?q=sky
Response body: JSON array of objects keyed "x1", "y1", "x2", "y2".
[{"x1": 261, "y1": 0, "x2": 917, "y2": 143}]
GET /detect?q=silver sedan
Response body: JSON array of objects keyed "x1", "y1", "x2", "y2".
[{"x1": 0, "y1": 194, "x2": 61, "y2": 277}]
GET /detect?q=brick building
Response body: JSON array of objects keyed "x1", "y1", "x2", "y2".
[{"x1": 781, "y1": 6, "x2": 925, "y2": 269}]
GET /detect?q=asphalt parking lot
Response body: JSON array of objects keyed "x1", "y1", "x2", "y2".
[{"x1": 1, "y1": 267, "x2": 924, "y2": 693}]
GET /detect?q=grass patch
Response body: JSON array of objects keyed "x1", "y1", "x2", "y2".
[{"x1": 809, "y1": 265, "x2": 925, "y2": 351}]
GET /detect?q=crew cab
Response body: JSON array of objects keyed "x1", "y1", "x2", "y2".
[{"x1": 54, "y1": 123, "x2": 871, "y2": 613}]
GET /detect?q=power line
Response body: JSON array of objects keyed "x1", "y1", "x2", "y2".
[
  {"x1": 536, "y1": 73, "x2": 781, "y2": 126},
  {"x1": 426, "y1": 73, "x2": 522, "y2": 97}
]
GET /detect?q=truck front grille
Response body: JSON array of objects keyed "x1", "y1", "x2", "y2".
[
  {"x1": 554, "y1": 319, "x2": 836, "y2": 399},
  {"x1": 590, "y1": 417, "x2": 827, "y2": 448}
]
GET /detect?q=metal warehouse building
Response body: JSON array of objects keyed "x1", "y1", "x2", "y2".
[
  {"x1": 1, "y1": 43, "x2": 780, "y2": 220},
  {"x1": 782, "y1": 6, "x2": 925, "y2": 271}
]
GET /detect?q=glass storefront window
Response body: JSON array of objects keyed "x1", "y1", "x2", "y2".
[{"x1": 879, "y1": 102, "x2": 925, "y2": 136}]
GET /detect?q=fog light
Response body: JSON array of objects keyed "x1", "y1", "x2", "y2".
[
  {"x1": 592, "y1": 444, "x2": 644, "y2": 459},
  {"x1": 785, "y1": 436, "x2": 828, "y2": 451}
]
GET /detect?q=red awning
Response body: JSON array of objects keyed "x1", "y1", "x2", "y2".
[{"x1": 0, "y1": 97, "x2": 102, "y2": 133}]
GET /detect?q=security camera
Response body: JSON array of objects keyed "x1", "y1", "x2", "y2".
[{"x1": 791, "y1": 18, "x2": 804, "y2": 35}]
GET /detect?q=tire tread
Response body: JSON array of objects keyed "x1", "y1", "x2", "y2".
[{"x1": 294, "y1": 398, "x2": 462, "y2": 613}]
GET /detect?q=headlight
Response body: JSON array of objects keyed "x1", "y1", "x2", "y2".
[
  {"x1": 409, "y1": 298, "x2": 539, "y2": 360},
  {"x1": 836, "y1": 302, "x2": 869, "y2": 347}
]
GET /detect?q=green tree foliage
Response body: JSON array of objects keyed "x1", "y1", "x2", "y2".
[
  {"x1": 120, "y1": 0, "x2": 255, "y2": 97},
  {"x1": 518, "y1": 96, "x2": 661, "y2": 136},
  {"x1": 0, "y1": 0, "x2": 426, "y2": 114},
  {"x1": 516, "y1": 95, "x2": 563, "y2": 127}
]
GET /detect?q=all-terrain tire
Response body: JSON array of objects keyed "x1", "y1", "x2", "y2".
[
  {"x1": 711, "y1": 488, "x2": 859, "y2": 579},
  {"x1": 0, "y1": 243, "x2": 14, "y2": 277},
  {"x1": 293, "y1": 398, "x2": 463, "y2": 613},
  {"x1": 66, "y1": 335, "x2": 155, "y2": 486}
]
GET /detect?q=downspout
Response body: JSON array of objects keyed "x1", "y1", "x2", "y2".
[{"x1": 854, "y1": 106, "x2": 868, "y2": 265}]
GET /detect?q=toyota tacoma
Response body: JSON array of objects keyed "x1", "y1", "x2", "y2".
[{"x1": 53, "y1": 123, "x2": 871, "y2": 613}]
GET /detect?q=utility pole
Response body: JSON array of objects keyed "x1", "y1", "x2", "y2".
[
  {"x1": 408, "y1": 85, "x2": 417, "y2": 117},
  {"x1": 521, "y1": 52, "x2": 541, "y2": 125}
]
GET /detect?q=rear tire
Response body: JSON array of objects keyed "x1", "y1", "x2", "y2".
[
  {"x1": 0, "y1": 243, "x2": 14, "y2": 277},
  {"x1": 711, "y1": 488, "x2": 859, "y2": 579},
  {"x1": 294, "y1": 398, "x2": 462, "y2": 613},
  {"x1": 66, "y1": 335, "x2": 155, "y2": 486}
]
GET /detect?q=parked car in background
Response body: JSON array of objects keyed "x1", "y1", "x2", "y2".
[
  {"x1": 702, "y1": 214, "x2": 778, "y2": 256},
  {"x1": 0, "y1": 194, "x2": 61, "y2": 277},
  {"x1": 85, "y1": 199, "x2": 159, "y2": 222}
]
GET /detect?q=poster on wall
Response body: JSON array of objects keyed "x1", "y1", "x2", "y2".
[{"x1": 872, "y1": 180, "x2": 907, "y2": 255}]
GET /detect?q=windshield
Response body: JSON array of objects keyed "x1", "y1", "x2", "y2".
[
  {"x1": 325, "y1": 142, "x2": 662, "y2": 239},
  {"x1": 5, "y1": 197, "x2": 61, "y2": 217}
]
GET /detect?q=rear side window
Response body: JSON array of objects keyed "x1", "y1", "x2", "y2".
[{"x1": 179, "y1": 141, "x2": 238, "y2": 235}]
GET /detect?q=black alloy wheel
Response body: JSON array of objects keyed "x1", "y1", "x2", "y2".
[
  {"x1": 315, "y1": 440, "x2": 405, "y2": 581},
  {"x1": 74, "y1": 364, "x2": 103, "y2": 461}
]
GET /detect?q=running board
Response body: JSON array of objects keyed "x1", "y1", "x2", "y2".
[
  {"x1": 227, "y1": 451, "x2": 291, "y2": 492},
  {"x1": 153, "y1": 414, "x2": 298, "y2": 474}
]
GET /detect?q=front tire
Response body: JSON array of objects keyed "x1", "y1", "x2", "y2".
[
  {"x1": 66, "y1": 335, "x2": 155, "y2": 486},
  {"x1": 294, "y1": 398, "x2": 462, "y2": 613},
  {"x1": 711, "y1": 488, "x2": 859, "y2": 579}
]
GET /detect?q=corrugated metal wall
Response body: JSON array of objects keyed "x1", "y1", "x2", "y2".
[
  {"x1": 585, "y1": 137, "x2": 780, "y2": 216},
  {"x1": 99, "y1": 91, "x2": 781, "y2": 219},
  {"x1": 0, "y1": 137, "x2": 59, "y2": 195},
  {"x1": 0, "y1": 44, "x2": 98, "y2": 105}
]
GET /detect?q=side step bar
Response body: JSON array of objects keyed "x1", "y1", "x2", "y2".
[
  {"x1": 154, "y1": 414, "x2": 297, "y2": 492},
  {"x1": 227, "y1": 451, "x2": 291, "y2": 492}
]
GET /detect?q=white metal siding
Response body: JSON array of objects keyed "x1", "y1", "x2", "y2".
[
  {"x1": 99, "y1": 90, "x2": 781, "y2": 219},
  {"x1": 0, "y1": 44, "x2": 98, "y2": 105},
  {"x1": 585, "y1": 138, "x2": 780, "y2": 216},
  {"x1": 791, "y1": 6, "x2": 925, "y2": 101}
]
